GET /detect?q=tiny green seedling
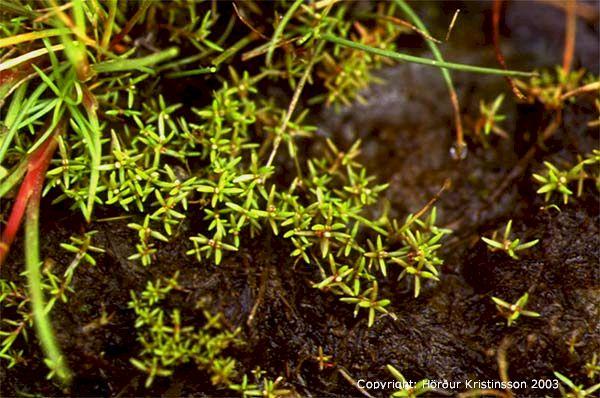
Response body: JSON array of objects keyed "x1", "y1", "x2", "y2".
[
  {"x1": 340, "y1": 280, "x2": 393, "y2": 328},
  {"x1": 492, "y1": 292, "x2": 540, "y2": 326},
  {"x1": 481, "y1": 219, "x2": 539, "y2": 259},
  {"x1": 478, "y1": 94, "x2": 508, "y2": 137},
  {"x1": 386, "y1": 364, "x2": 431, "y2": 398},
  {"x1": 585, "y1": 353, "x2": 599, "y2": 380},
  {"x1": 533, "y1": 151, "x2": 600, "y2": 205},
  {"x1": 534, "y1": 161, "x2": 578, "y2": 204},
  {"x1": 313, "y1": 346, "x2": 335, "y2": 371},
  {"x1": 554, "y1": 371, "x2": 600, "y2": 398}
]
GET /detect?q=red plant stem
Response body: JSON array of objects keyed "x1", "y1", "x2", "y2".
[
  {"x1": 562, "y1": 0, "x2": 577, "y2": 75},
  {"x1": 0, "y1": 134, "x2": 59, "y2": 266},
  {"x1": 492, "y1": 0, "x2": 525, "y2": 100}
]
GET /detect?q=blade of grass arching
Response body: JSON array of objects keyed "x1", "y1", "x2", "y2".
[
  {"x1": 0, "y1": 28, "x2": 70, "y2": 48},
  {"x1": 265, "y1": 0, "x2": 304, "y2": 66},
  {"x1": 32, "y1": 64, "x2": 64, "y2": 99},
  {"x1": 0, "y1": 44, "x2": 65, "y2": 72},
  {"x1": 394, "y1": 0, "x2": 465, "y2": 157},
  {"x1": 91, "y1": 47, "x2": 180, "y2": 74},
  {"x1": 321, "y1": 34, "x2": 535, "y2": 77}
]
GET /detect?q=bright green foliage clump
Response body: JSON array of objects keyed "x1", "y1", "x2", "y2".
[
  {"x1": 491, "y1": 292, "x2": 540, "y2": 326},
  {"x1": 533, "y1": 150, "x2": 600, "y2": 205},
  {"x1": 129, "y1": 273, "x2": 242, "y2": 388},
  {"x1": 482, "y1": 219, "x2": 539, "y2": 260}
]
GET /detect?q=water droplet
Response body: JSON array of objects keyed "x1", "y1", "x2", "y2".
[{"x1": 450, "y1": 142, "x2": 468, "y2": 160}]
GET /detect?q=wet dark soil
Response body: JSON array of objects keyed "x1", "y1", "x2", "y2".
[{"x1": 1, "y1": 1, "x2": 599, "y2": 397}]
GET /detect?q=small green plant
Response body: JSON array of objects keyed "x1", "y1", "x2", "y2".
[
  {"x1": 340, "y1": 280, "x2": 393, "y2": 328},
  {"x1": 0, "y1": 279, "x2": 31, "y2": 369},
  {"x1": 554, "y1": 371, "x2": 600, "y2": 398},
  {"x1": 386, "y1": 364, "x2": 431, "y2": 398},
  {"x1": 481, "y1": 219, "x2": 539, "y2": 259},
  {"x1": 516, "y1": 66, "x2": 591, "y2": 109},
  {"x1": 491, "y1": 292, "x2": 540, "y2": 326},
  {"x1": 481, "y1": 94, "x2": 506, "y2": 135},
  {"x1": 127, "y1": 215, "x2": 169, "y2": 266},
  {"x1": 60, "y1": 230, "x2": 105, "y2": 270},
  {"x1": 471, "y1": 94, "x2": 509, "y2": 146},
  {"x1": 129, "y1": 273, "x2": 241, "y2": 388},
  {"x1": 585, "y1": 353, "x2": 599, "y2": 380},
  {"x1": 533, "y1": 151, "x2": 600, "y2": 205},
  {"x1": 585, "y1": 353, "x2": 600, "y2": 380}
]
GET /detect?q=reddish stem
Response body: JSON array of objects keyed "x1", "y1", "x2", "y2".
[
  {"x1": 562, "y1": 0, "x2": 577, "y2": 75},
  {"x1": 0, "y1": 133, "x2": 59, "y2": 266},
  {"x1": 492, "y1": 0, "x2": 525, "y2": 100}
]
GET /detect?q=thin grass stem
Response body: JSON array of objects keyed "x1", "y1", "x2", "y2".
[
  {"x1": 0, "y1": 44, "x2": 65, "y2": 72},
  {"x1": 321, "y1": 33, "x2": 535, "y2": 77},
  {"x1": 92, "y1": 47, "x2": 179, "y2": 73},
  {"x1": 394, "y1": 0, "x2": 466, "y2": 157},
  {"x1": 265, "y1": 0, "x2": 303, "y2": 66}
]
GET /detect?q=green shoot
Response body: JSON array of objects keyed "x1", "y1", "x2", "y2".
[
  {"x1": 482, "y1": 220, "x2": 539, "y2": 259},
  {"x1": 492, "y1": 293, "x2": 540, "y2": 326}
]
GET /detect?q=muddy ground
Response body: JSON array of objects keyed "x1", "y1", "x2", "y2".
[{"x1": 1, "y1": 1, "x2": 599, "y2": 397}]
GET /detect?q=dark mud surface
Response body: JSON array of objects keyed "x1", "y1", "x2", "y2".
[{"x1": 1, "y1": 1, "x2": 599, "y2": 397}]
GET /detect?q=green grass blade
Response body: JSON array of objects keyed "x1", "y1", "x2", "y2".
[
  {"x1": 265, "y1": 0, "x2": 303, "y2": 66},
  {"x1": 321, "y1": 34, "x2": 535, "y2": 77},
  {"x1": 92, "y1": 47, "x2": 180, "y2": 74}
]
